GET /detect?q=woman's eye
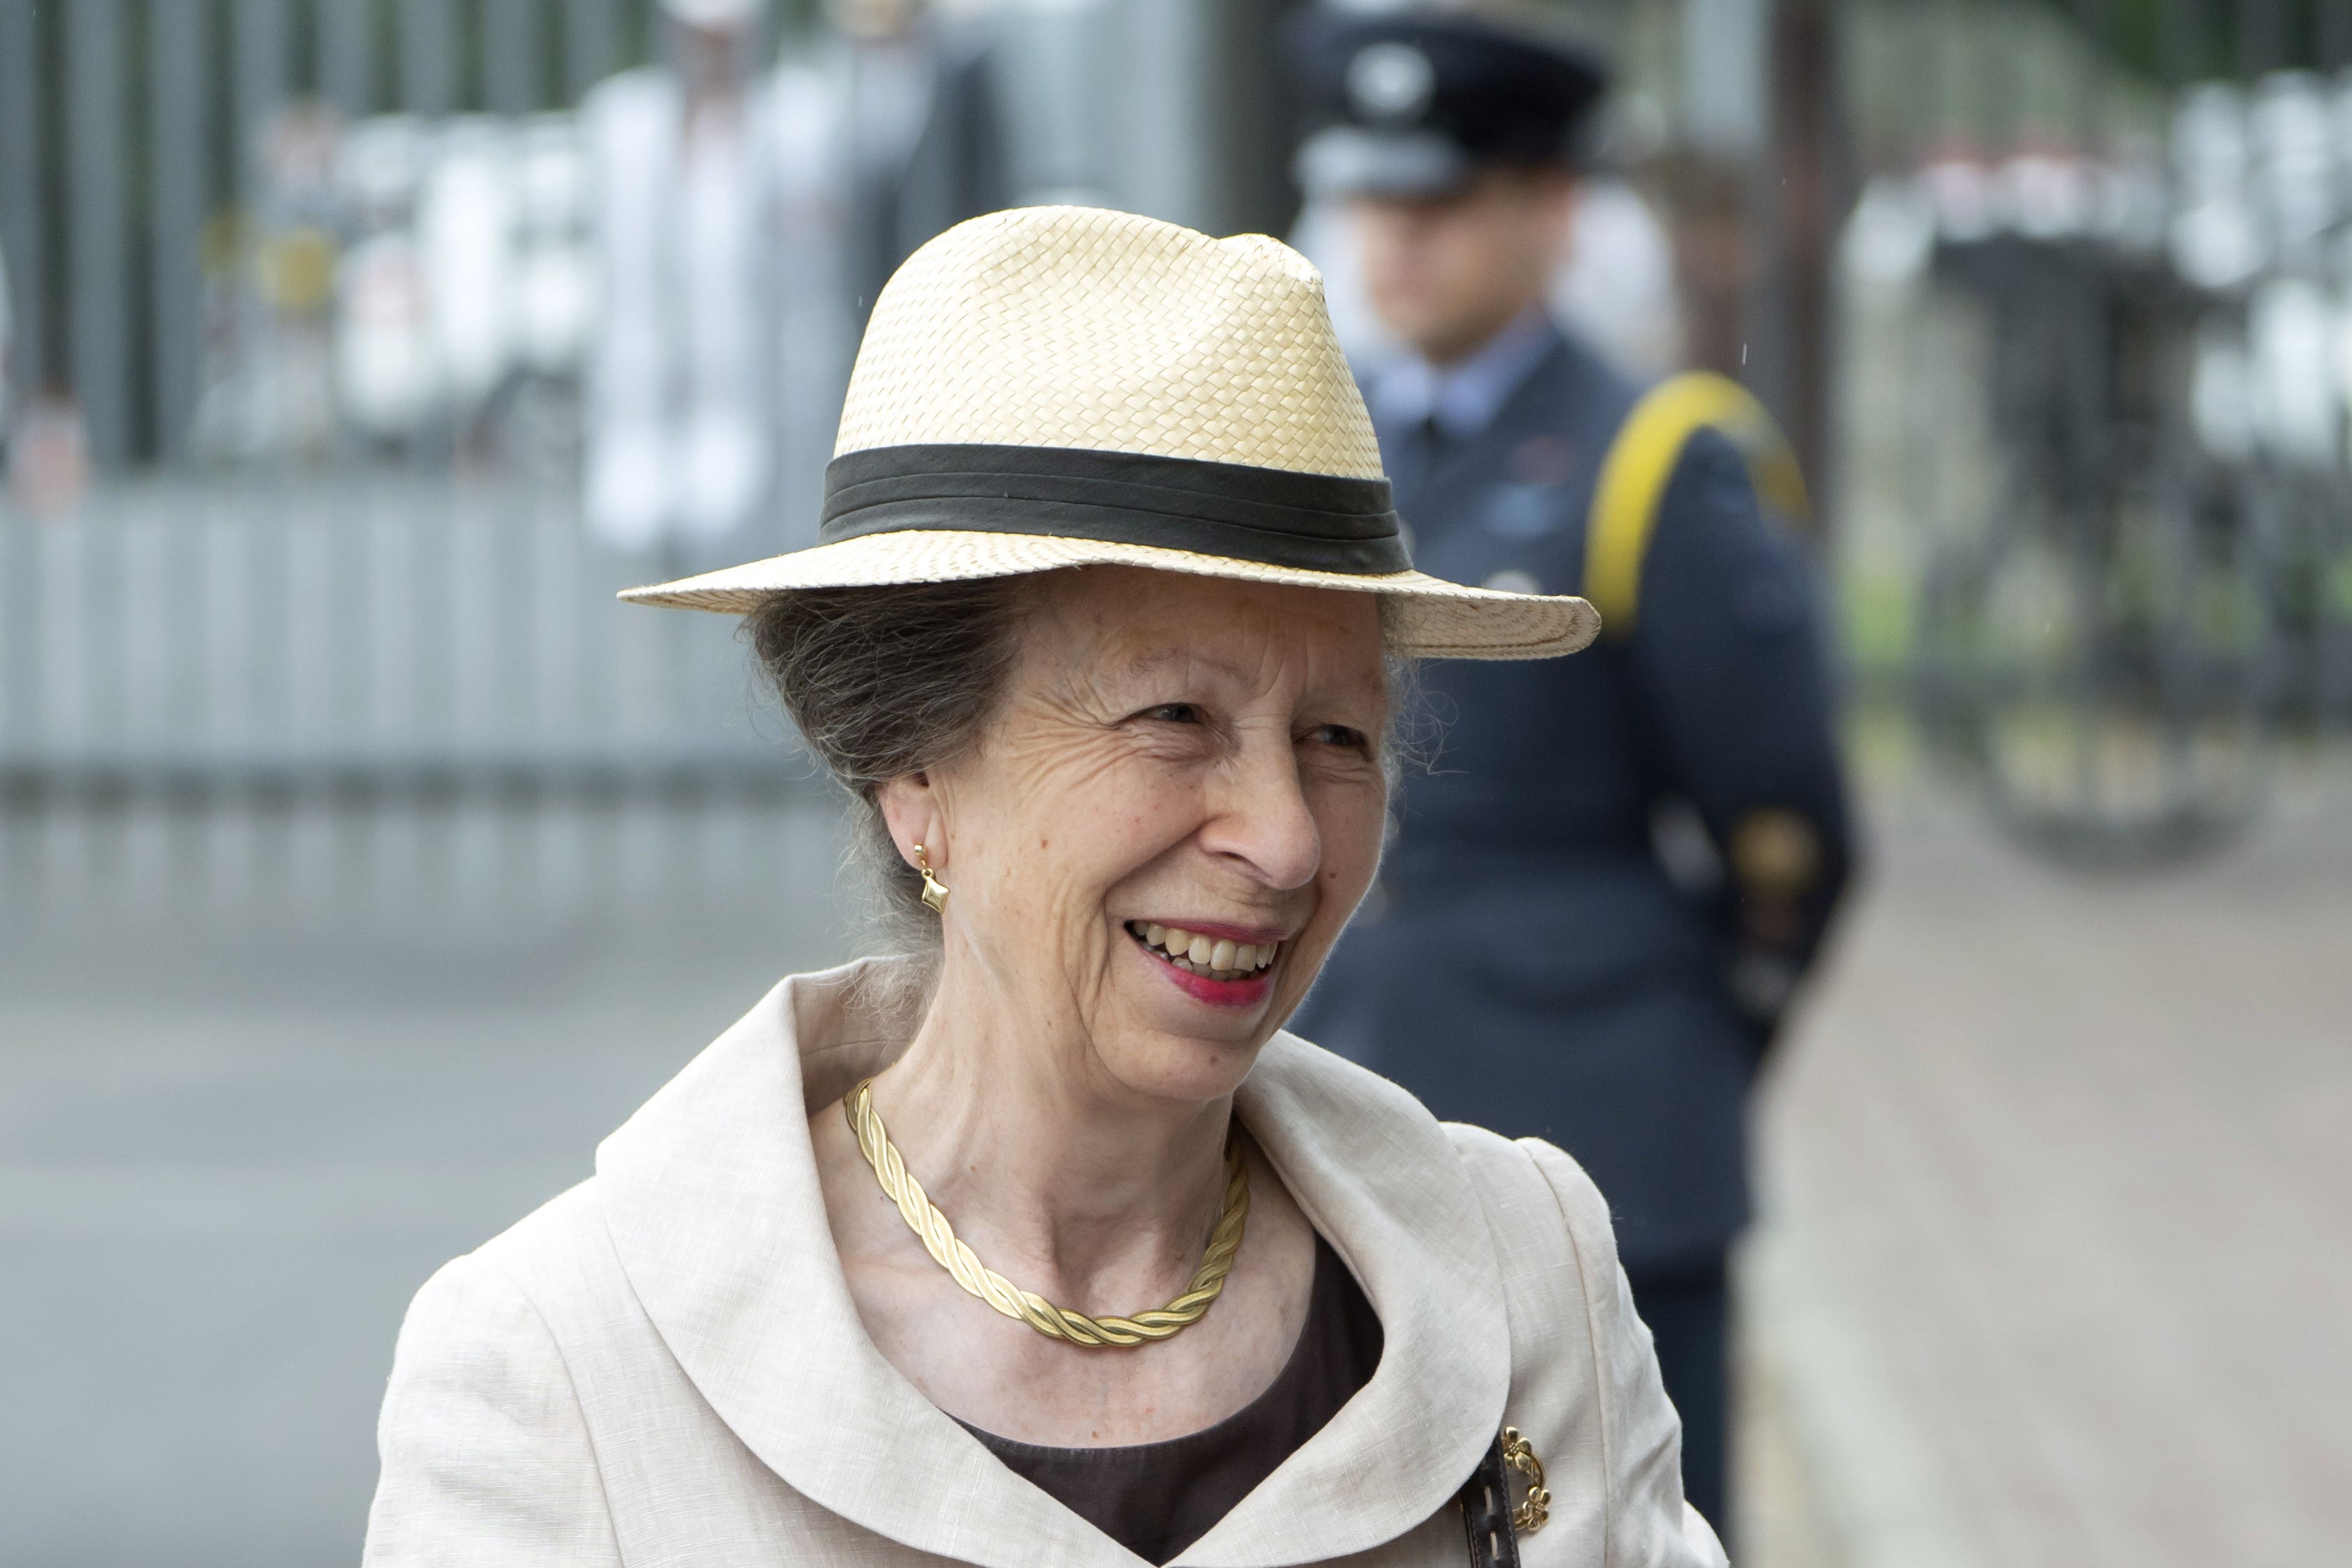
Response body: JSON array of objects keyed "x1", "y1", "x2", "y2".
[
  {"x1": 1310, "y1": 724, "x2": 1371, "y2": 752},
  {"x1": 1142, "y1": 703, "x2": 1201, "y2": 724}
]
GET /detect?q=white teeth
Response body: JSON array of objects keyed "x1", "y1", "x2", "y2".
[{"x1": 1128, "y1": 922, "x2": 1277, "y2": 978}]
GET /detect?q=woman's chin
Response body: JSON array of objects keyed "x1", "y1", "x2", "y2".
[
  {"x1": 1098, "y1": 1035, "x2": 1266, "y2": 1105},
  {"x1": 1095, "y1": 952, "x2": 1284, "y2": 1097}
]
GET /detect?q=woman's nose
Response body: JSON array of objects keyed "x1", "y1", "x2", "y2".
[{"x1": 1199, "y1": 733, "x2": 1321, "y2": 891}]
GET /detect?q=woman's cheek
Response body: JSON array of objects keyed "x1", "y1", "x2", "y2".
[
  {"x1": 1113, "y1": 772, "x2": 1207, "y2": 856},
  {"x1": 1318, "y1": 779, "x2": 1387, "y2": 884}
]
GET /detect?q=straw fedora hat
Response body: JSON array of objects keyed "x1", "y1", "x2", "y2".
[{"x1": 621, "y1": 204, "x2": 1598, "y2": 660}]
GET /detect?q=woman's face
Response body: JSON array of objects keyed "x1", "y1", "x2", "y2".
[{"x1": 885, "y1": 567, "x2": 1392, "y2": 1104}]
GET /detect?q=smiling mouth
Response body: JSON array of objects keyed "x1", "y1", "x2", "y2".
[{"x1": 1125, "y1": 921, "x2": 1281, "y2": 983}]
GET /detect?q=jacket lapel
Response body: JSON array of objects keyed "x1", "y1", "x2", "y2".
[
  {"x1": 1171, "y1": 1033, "x2": 1512, "y2": 1566},
  {"x1": 597, "y1": 959, "x2": 1512, "y2": 1567},
  {"x1": 597, "y1": 961, "x2": 1139, "y2": 1568}
]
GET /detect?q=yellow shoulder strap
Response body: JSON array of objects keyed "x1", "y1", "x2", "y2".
[{"x1": 1583, "y1": 371, "x2": 1810, "y2": 639}]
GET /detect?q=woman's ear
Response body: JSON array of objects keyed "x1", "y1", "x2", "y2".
[{"x1": 875, "y1": 772, "x2": 946, "y2": 871}]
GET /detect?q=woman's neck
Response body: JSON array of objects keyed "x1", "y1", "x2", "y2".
[{"x1": 863, "y1": 959, "x2": 1234, "y2": 1313}]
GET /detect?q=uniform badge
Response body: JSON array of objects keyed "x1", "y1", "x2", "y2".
[{"x1": 1347, "y1": 42, "x2": 1436, "y2": 123}]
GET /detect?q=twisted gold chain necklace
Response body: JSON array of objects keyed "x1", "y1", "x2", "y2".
[{"x1": 844, "y1": 1079, "x2": 1250, "y2": 1348}]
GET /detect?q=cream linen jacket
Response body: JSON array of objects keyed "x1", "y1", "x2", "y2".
[{"x1": 364, "y1": 960, "x2": 1728, "y2": 1568}]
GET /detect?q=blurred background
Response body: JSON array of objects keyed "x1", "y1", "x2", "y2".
[{"x1": 1, "y1": 0, "x2": 2348, "y2": 1563}]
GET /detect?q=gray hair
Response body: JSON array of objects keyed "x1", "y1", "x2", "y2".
[
  {"x1": 748, "y1": 575, "x2": 1424, "y2": 969},
  {"x1": 749, "y1": 578, "x2": 1031, "y2": 960}
]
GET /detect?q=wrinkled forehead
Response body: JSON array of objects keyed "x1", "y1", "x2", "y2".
[{"x1": 1019, "y1": 568, "x2": 1390, "y2": 696}]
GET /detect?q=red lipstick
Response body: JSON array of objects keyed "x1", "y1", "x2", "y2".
[
  {"x1": 1150, "y1": 954, "x2": 1277, "y2": 1008},
  {"x1": 1124, "y1": 918, "x2": 1287, "y2": 1010}
]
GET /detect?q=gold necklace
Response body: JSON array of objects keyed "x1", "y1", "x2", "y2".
[{"x1": 843, "y1": 1078, "x2": 1250, "y2": 1348}]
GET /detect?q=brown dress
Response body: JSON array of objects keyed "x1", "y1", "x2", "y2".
[{"x1": 962, "y1": 1238, "x2": 1385, "y2": 1564}]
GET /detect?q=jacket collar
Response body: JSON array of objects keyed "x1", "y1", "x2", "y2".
[
  {"x1": 1369, "y1": 307, "x2": 1562, "y2": 443},
  {"x1": 596, "y1": 958, "x2": 1511, "y2": 1567}
]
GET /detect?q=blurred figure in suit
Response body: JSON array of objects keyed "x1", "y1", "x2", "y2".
[{"x1": 586, "y1": 0, "x2": 1003, "y2": 554}]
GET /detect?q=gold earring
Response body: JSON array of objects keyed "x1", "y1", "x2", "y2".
[{"x1": 913, "y1": 844, "x2": 949, "y2": 913}]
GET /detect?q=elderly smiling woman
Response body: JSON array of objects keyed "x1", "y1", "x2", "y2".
[{"x1": 363, "y1": 207, "x2": 1725, "y2": 1568}]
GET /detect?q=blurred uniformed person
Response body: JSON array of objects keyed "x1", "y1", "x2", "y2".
[{"x1": 1286, "y1": 3, "x2": 1853, "y2": 1542}]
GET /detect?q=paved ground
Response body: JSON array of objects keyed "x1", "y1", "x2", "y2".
[
  {"x1": 2, "y1": 775, "x2": 2345, "y2": 1565},
  {"x1": 1740, "y1": 763, "x2": 2352, "y2": 1568},
  {"x1": 0, "y1": 800, "x2": 855, "y2": 1566}
]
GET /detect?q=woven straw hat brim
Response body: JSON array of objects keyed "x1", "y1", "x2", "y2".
[
  {"x1": 620, "y1": 532, "x2": 1599, "y2": 660},
  {"x1": 623, "y1": 206, "x2": 1600, "y2": 660}
]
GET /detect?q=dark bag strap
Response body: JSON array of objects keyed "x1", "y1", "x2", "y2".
[{"x1": 1457, "y1": 1433, "x2": 1522, "y2": 1568}]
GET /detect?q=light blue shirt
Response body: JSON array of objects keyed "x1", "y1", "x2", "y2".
[{"x1": 1367, "y1": 307, "x2": 1558, "y2": 443}]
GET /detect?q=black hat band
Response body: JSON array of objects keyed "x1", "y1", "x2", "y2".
[{"x1": 821, "y1": 444, "x2": 1412, "y2": 576}]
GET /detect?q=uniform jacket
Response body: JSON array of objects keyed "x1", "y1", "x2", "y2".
[
  {"x1": 364, "y1": 959, "x2": 1727, "y2": 1568},
  {"x1": 1298, "y1": 323, "x2": 1853, "y2": 1272}
]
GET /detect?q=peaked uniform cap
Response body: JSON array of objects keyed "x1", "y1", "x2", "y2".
[{"x1": 623, "y1": 205, "x2": 1599, "y2": 660}]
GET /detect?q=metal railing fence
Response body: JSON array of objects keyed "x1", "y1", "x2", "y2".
[
  {"x1": 0, "y1": 0, "x2": 717, "y2": 470},
  {"x1": 0, "y1": 0, "x2": 1319, "y2": 811},
  {"x1": 0, "y1": 474, "x2": 809, "y2": 796}
]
